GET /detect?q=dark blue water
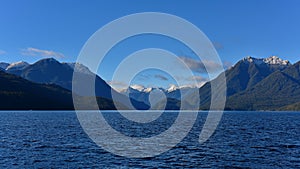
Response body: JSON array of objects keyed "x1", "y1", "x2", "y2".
[{"x1": 0, "y1": 111, "x2": 299, "y2": 168}]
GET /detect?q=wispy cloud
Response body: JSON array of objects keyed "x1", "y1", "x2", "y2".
[
  {"x1": 179, "y1": 56, "x2": 211, "y2": 73},
  {"x1": 21, "y1": 47, "x2": 65, "y2": 58},
  {"x1": 179, "y1": 56, "x2": 232, "y2": 73},
  {"x1": 136, "y1": 73, "x2": 151, "y2": 81},
  {"x1": 187, "y1": 75, "x2": 207, "y2": 82},
  {"x1": 154, "y1": 74, "x2": 168, "y2": 81},
  {"x1": 212, "y1": 41, "x2": 224, "y2": 50},
  {"x1": 0, "y1": 50, "x2": 6, "y2": 55}
]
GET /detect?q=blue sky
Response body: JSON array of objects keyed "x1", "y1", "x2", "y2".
[{"x1": 0, "y1": 0, "x2": 300, "y2": 89}]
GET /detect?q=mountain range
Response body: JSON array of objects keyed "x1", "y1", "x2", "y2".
[
  {"x1": 204, "y1": 56, "x2": 299, "y2": 110},
  {"x1": 0, "y1": 58, "x2": 148, "y2": 110},
  {"x1": 0, "y1": 56, "x2": 299, "y2": 110},
  {"x1": 0, "y1": 68, "x2": 136, "y2": 110},
  {"x1": 226, "y1": 59, "x2": 300, "y2": 110},
  {"x1": 121, "y1": 56, "x2": 300, "y2": 111}
]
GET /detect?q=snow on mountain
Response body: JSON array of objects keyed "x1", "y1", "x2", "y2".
[
  {"x1": 125, "y1": 84, "x2": 194, "y2": 94},
  {"x1": 167, "y1": 84, "x2": 179, "y2": 92},
  {"x1": 263, "y1": 56, "x2": 290, "y2": 65},
  {"x1": 143, "y1": 87, "x2": 153, "y2": 93},
  {"x1": 0, "y1": 62, "x2": 9, "y2": 70},
  {"x1": 243, "y1": 56, "x2": 264, "y2": 65},
  {"x1": 166, "y1": 84, "x2": 198, "y2": 93},
  {"x1": 129, "y1": 84, "x2": 157, "y2": 93},
  {"x1": 5, "y1": 61, "x2": 30, "y2": 71},
  {"x1": 243, "y1": 56, "x2": 291, "y2": 66},
  {"x1": 130, "y1": 84, "x2": 147, "y2": 92}
]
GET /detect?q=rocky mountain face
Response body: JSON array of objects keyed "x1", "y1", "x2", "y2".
[
  {"x1": 197, "y1": 56, "x2": 298, "y2": 110},
  {"x1": 226, "y1": 61, "x2": 300, "y2": 110},
  {"x1": 0, "y1": 62, "x2": 9, "y2": 70}
]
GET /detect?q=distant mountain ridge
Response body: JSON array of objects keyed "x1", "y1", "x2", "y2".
[
  {"x1": 4, "y1": 58, "x2": 128, "y2": 98},
  {"x1": 127, "y1": 55, "x2": 298, "y2": 111},
  {"x1": 1, "y1": 58, "x2": 148, "y2": 110},
  {"x1": 1, "y1": 56, "x2": 299, "y2": 111},
  {"x1": 0, "y1": 69, "x2": 126, "y2": 110},
  {"x1": 120, "y1": 85, "x2": 197, "y2": 106},
  {"x1": 6, "y1": 61, "x2": 30, "y2": 71}
]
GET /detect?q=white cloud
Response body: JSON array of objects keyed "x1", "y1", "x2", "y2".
[
  {"x1": 154, "y1": 74, "x2": 168, "y2": 81},
  {"x1": 179, "y1": 56, "x2": 204, "y2": 73},
  {"x1": 212, "y1": 41, "x2": 224, "y2": 50},
  {"x1": 179, "y1": 56, "x2": 232, "y2": 73},
  {"x1": 0, "y1": 50, "x2": 6, "y2": 55},
  {"x1": 21, "y1": 47, "x2": 65, "y2": 58}
]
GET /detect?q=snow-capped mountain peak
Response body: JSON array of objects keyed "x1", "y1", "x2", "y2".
[
  {"x1": 6, "y1": 61, "x2": 30, "y2": 71},
  {"x1": 143, "y1": 87, "x2": 153, "y2": 93},
  {"x1": 129, "y1": 85, "x2": 166, "y2": 93},
  {"x1": 263, "y1": 56, "x2": 291, "y2": 65},
  {"x1": 126, "y1": 84, "x2": 195, "y2": 94},
  {"x1": 243, "y1": 56, "x2": 291, "y2": 66},
  {"x1": 243, "y1": 56, "x2": 264, "y2": 64},
  {"x1": 167, "y1": 84, "x2": 179, "y2": 92},
  {"x1": 130, "y1": 84, "x2": 147, "y2": 92}
]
